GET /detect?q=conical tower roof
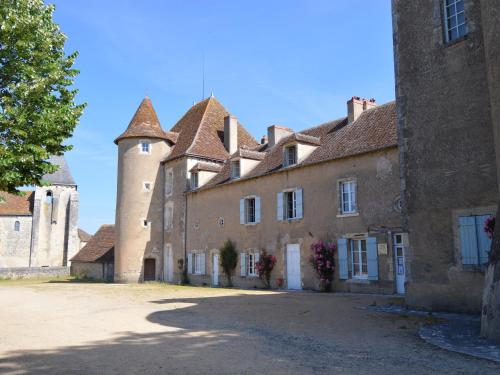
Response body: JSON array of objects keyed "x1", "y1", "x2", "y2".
[{"x1": 114, "y1": 97, "x2": 178, "y2": 144}]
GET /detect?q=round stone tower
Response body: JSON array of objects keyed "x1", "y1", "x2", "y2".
[{"x1": 114, "y1": 97, "x2": 176, "y2": 282}]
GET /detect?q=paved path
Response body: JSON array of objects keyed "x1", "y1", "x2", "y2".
[{"x1": 0, "y1": 280, "x2": 498, "y2": 374}]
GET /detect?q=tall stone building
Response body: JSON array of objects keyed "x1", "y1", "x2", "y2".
[
  {"x1": 113, "y1": 95, "x2": 404, "y2": 294},
  {"x1": 392, "y1": 0, "x2": 500, "y2": 313},
  {"x1": 0, "y1": 155, "x2": 80, "y2": 269}
]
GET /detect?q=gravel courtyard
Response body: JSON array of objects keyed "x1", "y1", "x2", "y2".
[{"x1": 0, "y1": 280, "x2": 498, "y2": 374}]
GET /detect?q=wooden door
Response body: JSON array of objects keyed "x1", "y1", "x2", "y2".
[{"x1": 144, "y1": 258, "x2": 156, "y2": 281}]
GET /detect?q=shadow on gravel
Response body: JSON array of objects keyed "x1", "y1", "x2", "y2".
[{"x1": 1, "y1": 293, "x2": 499, "y2": 375}]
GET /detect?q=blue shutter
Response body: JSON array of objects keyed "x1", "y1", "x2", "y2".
[
  {"x1": 200, "y1": 253, "x2": 206, "y2": 275},
  {"x1": 187, "y1": 252, "x2": 193, "y2": 274},
  {"x1": 338, "y1": 238, "x2": 348, "y2": 280},
  {"x1": 240, "y1": 198, "x2": 245, "y2": 224},
  {"x1": 295, "y1": 189, "x2": 303, "y2": 219},
  {"x1": 255, "y1": 196, "x2": 261, "y2": 223},
  {"x1": 459, "y1": 216, "x2": 479, "y2": 265},
  {"x1": 367, "y1": 237, "x2": 378, "y2": 280},
  {"x1": 475, "y1": 215, "x2": 492, "y2": 265},
  {"x1": 277, "y1": 192, "x2": 284, "y2": 221}
]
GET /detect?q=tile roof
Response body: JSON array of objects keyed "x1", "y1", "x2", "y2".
[
  {"x1": 232, "y1": 148, "x2": 266, "y2": 161},
  {"x1": 70, "y1": 224, "x2": 114, "y2": 263},
  {"x1": 287, "y1": 133, "x2": 321, "y2": 146},
  {"x1": 115, "y1": 97, "x2": 178, "y2": 144},
  {"x1": 190, "y1": 161, "x2": 223, "y2": 173},
  {"x1": 42, "y1": 155, "x2": 76, "y2": 186},
  {"x1": 201, "y1": 101, "x2": 397, "y2": 189},
  {"x1": 0, "y1": 191, "x2": 34, "y2": 216},
  {"x1": 78, "y1": 228, "x2": 92, "y2": 242},
  {"x1": 164, "y1": 97, "x2": 259, "y2": 162}
]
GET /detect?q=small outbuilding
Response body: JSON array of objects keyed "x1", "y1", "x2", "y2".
[{"x1": 70, "y1": 224, "x2": 114, "y2": 281}]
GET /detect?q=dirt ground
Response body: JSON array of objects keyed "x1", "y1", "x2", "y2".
[{"x1": 0, "y1": 279, "x2": 498, "y2": 374}]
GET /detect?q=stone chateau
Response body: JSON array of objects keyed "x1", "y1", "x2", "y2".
[{"x1": 69, "y1": 0, "x2": 500, "y2": 329}]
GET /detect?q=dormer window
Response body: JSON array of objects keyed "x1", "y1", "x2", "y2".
[
  {"x1": 284, "y1": 145, "x2": 297, "y2": 167},
  {"x1": 231, "y1": 160, "x2": 241, "y2": 179},
  {"x1": 139, "y1": 140, "x2": 151, "y2": 154},
  {"x1": 191, "y1": 172, "x2": 199, "y2": 190}
]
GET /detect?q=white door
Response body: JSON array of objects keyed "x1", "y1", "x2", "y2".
[
  {"x1": 212, "y1": 254, "x2": 219, "y2": 286},
  {"x1": 164, "y1": 245, "x2": 173, "y2": 283},
  {"x1": 286, "y1": 244, "x2": 302, "y2": 290},
  {"x1": 394, "y1": 234, "x2": 405, "y2": 294}
]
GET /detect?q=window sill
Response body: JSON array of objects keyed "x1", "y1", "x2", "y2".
[
  {"x1": 346, "y1": 278, "x2": 369, "y2": 284},
  {"x1": 282, "y1": 217, "x2": 302, "y2": 222},
  {"x1": 444, "y1": 34, "x2": 468, "y2": 48},
  {"x1": 336, "y1": 212, "x2": 359, "y2": 218},
  {"x1": 242, "y1": 222, "x2": 258, "y2": 226}
]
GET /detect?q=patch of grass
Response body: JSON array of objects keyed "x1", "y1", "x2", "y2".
[{"x1": 0, "y1": 275, "x2": 74, "y2": 286}]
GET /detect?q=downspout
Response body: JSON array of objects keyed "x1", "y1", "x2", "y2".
[{"x1": 184, "y1": 191, "x2": 188, "y2": 278}]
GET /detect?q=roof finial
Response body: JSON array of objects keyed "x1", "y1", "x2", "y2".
[
  {"x1": 210, "y1": 91, "x2": 214, "y2": 98},
  {"x1": 201, "y1": 51, "x2": 205, "y2": 100}
]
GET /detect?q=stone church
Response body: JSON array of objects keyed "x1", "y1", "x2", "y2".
[{"x1": 0, "y1": 155, "x2": 81, "y2": 271}]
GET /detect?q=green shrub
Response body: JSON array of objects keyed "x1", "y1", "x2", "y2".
[{"x1": 220, "y1": 239, "x2": 238, "y2": 287}]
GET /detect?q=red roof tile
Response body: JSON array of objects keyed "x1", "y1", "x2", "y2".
[
  {"x1": 115, "y1": 97, "x2": 178, "y2": 144},
  {"x1": 70, "y1": 225, "x2": 114, "y2": 263},
  {"x1": 202, "y1": 101, "x2": 397, "y2": 189},
  {"x1": 0, "y1": 191, "x2": 34, "y2": 216},
  {"x1": 164, "y1": 97, "x2": 259, "y2": 162}
]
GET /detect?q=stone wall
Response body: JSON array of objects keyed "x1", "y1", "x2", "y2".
[
  {"x1": 71, "y1": 262, "x2": 104, "y2": 280},
  {"x1": 393, "y1": 0, "x2": 498, "y2": 312},
  {"x1": 183, "y1": 148, "x2": 402, "y2": 292},
  {"x1": 0, "y1": 216, "x2": 33, "y2": 267},
  {"x1": 0, "y1": 266, "x2": 69, "y2": 279}
]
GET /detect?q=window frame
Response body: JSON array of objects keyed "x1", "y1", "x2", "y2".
[
  {"x1": 284, "y1": 190, "x2": 297, "y2": 220},
  {"x1": 190, "y1": 172, "x2": 199, "y2": 190},
  {"x1": 194, "y1": 253, "x2": 202, "y2": 275},
  {"x1": 231, "y1": 160, "x2": 241, "y2": 179},
  {"x1": 143, "y1": 181, "x2": 152, "y2": 192},
  {"x1": 340, "y1": 180, "x2": 357, "y2": 215},
  {"x1": 14, "y1": 220, "x2": 20, "y2": 232},
  {"x1": 284, "y1": 144, "x2": 298, "y2": 167},
  {"x1": 245, "y1": 197, "x2": 256, "y2": 224},
  {"x1": 248, "y1": 253, "x2": 257, "y2": 277},
  {"x1": 443, "y1": 0, "x2": 466, "y2": 43},
  {"x1": 139, "y1": 140, "x2": 152, "y2": 155},
  {"x1": 165, "y1": 168, "x2": 174, "y2": 196},
  {"x1": 350, "y1": 238, "x2": 368, "y2": 279}
]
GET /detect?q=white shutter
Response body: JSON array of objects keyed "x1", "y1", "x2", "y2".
[
  {"x1": 277, "y1": 192, "x2": 284, "y2": 221},
  {"x1": 255, "y1": 196, "x2": 261, "y2": 223},
  {"x1": 200, "y1": 253, "x2": 206, "y2": 275},
  {"x1": 295, "y1": 188, "x2": 303, "y2": 219},
  {"x1": 254, "y1": 251, "x2": 260, "y2": 265},
  {"x1": 240, "y1": 252, "x2": 247, "y2": 277},
  {"x1": 240, "y1": 198, "x2": 245, "y2": 224},
  {"x1": 338, "y1": 239, "x2": 348, "y2": 280},
  {"x1": 187, "y1": 252, "x2": 193, "y2": 274}
]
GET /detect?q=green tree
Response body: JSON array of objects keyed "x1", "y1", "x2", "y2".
[
  {"x1": 0, "y1": 0, "x2": 85, "y2": 193},
  {"x1": 220, "y1": 239, "x2": 238, "y2": 287}
]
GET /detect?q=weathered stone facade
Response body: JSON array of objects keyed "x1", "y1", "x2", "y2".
[
  {"x1": 114, "y1": 95, "x2": 404, "y2": 295},
  {"x1": 393, "y1": 0, "x2": 499, "y2": 313},
  {"x1": 0, "y1": 156, "x2": 81, "y2": 269}
]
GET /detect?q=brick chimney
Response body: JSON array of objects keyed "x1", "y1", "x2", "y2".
[
  {"x1": 347, "y1": 97, "x2": 377, "y2": 123},
  {"x1": 224, "y1": 115, "x2": 238, "y2": 154},
  {"x1": 267, "y1": 125, "x2": 293, "y2": 147}
]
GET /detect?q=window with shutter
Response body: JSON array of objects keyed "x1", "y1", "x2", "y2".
[{"x1": 458, "y1": 215, "x2": 492, "y2": 266}]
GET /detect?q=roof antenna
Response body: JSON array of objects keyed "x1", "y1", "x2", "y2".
[{"x1": 201, "y1": 51, "x2": 205, "y2": 100}]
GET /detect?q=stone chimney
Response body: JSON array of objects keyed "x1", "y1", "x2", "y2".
[
  {"x1": 347, "y1": 96, "x2": 377, "y2": 123},
  {"x1": 267, "y1": 125, "x2": 293, "y2": 147},
  {"x1": 224, "y1": 115, "x2": 238, "y2": 154}
]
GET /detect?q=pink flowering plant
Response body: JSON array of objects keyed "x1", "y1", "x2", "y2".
[
  {"x1": 255, "y1": 250, "x2": 277, "y2": 289},
  {"x1": 309, "y1": 241, "x2": 336, "y2": 292},
  {"x1": 484, "y1": 216, "x2": 495, "y2": 240}
]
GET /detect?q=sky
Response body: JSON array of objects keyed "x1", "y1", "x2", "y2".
[{"x1": 51, "y1": 0, "x2": 395, "y2": 234}]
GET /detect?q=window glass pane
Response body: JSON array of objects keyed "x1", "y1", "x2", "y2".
[
  {"x1": 446, "y1": 0, "x2": 454, "y2": 7},
  {"x1": 449, "y1": 16, "x2": 456, "y2": 28},
  {"x1": 456, "y1": 1, "x2": 464, "y2": 12},
  {"x1": 458, "y1": 24, "x2": 466, "y2": 37},
  {"x1": 457, "y1": 12, "x2": 465, "y2": 25},
  {"x1": 450, "y1": 27, "x2": 458, "y2": 41}
]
